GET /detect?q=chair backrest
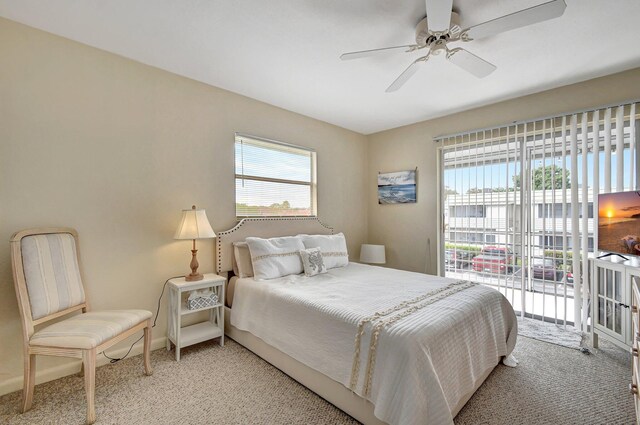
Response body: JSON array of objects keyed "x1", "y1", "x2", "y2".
[{"x1": 11, "y1": 228, "x2": 88, "y2": 337}]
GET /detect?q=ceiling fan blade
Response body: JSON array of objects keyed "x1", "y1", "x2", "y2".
[
  {"x1": 447, "y1": 48, "x2": 496, "y2": 78},
  {"x1": 386, "y1": 56, "x2": 428, "y2": 93},
  {"x1": 340, "y1": 45, "x2": 417, "y2": 61},
  {"x1": 426, "y1": 0, "x2": 454, "y2": 33},
  {"x1": 463, "y1": 0, "x2": 566, "y2": 41}
]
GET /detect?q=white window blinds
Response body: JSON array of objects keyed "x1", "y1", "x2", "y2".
[
  {"x1": 235, "y1": 134, "x2": 317, "y2": 217},
  {"x1": 438, "y1": 101, "x2": 639, "y2": 330}
]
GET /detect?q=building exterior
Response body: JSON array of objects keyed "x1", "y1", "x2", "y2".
[{"x1": 444, "y1": 189, "x2": 595, "y2": 260}]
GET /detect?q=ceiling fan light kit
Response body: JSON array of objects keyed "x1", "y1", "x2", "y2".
[{"x1": 341, "y1": 0, "x2": 567, "y2": 92}]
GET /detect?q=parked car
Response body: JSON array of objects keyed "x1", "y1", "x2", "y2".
[
  {"x1": 471, "y1": 246, "x2": 515, "y2": 274},
  {"x1": 531, "y1": 258, "x2": 562, "y2": 281},
  {"x1": 445, "y1": 249, "x2": 475, "y2": 269}
]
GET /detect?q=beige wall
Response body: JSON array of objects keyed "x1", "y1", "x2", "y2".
[
  {"x1": 3, "y1": 13, "x2": 640, "y2": 398},
  {"x1": 0, "y1": 18, "x2": 368, "y2": 394},
  {"x1": 367, "y1": 68, "x2": 640, "y2": 274}
]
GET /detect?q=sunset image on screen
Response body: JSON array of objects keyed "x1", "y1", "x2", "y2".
[
  {"x1": 599, "y1": 191, "x2": 640, "y2": 220},
  {"x1": 598, "y1": 191, "x2": 640, "y2": 256}
]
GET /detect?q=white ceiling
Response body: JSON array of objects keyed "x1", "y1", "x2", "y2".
[{"x1": 1, "y1": 1, "x2": 640, "y2": 134}]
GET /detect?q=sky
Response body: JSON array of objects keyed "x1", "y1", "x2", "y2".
[
  {"x1": 235, "y1": 141, "x2": 311, "y2": 182},
  {"x1": 444, "y1": 148, "x2": 634, "y2": 195}
]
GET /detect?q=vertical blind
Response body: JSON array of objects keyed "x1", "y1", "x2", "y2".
[
  {"x1": 235, "y1": 134, "x2": 317, "y2": 217},
  {"x1": 438, "y1": 101, "x2": 639, "y2": 330}
]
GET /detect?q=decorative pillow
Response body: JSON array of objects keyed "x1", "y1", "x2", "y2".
[
  {"x1": 299, "y1": 248, "x2": 327, "y2": 277},
  {"x1": 299, "y1": 233, "x2": 349, "y2": 269},
  {"x1": 233, "y1": 242, "x2": 254, "y2": 278},
  {"x1": 245, "y1": 236, "x2": 305, "y2": 280}
]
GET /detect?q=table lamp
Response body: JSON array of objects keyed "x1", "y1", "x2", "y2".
[
  {"x1": 174, "y1": 205, "x2": 216, "y2": 281},
  {"x1": 360, "y1": 244, "x2": 386, "y2": 264}
]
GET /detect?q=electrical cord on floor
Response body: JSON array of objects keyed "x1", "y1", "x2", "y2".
[{"x1": 102, "y1": 275, "x2": 184, "y2": 364}]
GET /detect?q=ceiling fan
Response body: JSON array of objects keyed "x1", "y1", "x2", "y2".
[{"x1": 340, "y1": 0, "x2": 567, "y2": 92}]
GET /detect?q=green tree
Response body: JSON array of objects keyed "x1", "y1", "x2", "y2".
[
  {"x1": 513, "y1": 165, "x2": 570, "y2": 190},
  {"x1": 270, "y1": 200, "x2": 291, "y2": 209}
]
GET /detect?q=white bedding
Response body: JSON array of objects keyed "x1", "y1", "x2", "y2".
[{"x1": 230, "y1": 263, "x2": 517, "y2": 425}]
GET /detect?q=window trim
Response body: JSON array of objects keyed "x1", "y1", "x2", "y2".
[
  {"x1": 234, "y1": 133, "x2": 317, "y2": 218},
  {"x1": 236, "y1": 132, "x2": 315, "y2": 153}
]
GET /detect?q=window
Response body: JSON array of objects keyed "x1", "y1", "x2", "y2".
[
  {"x1": 539, "y1": 235, "x2": 564, "y2": 249},
  {"x1": 580, "y1": 203, "x2": 594, "y2": 219},
  {"x1": 537, "y1": 203, "x2": 564, "y2": 219},
  {"x1": 539, "y1": 235, "x2": 594, "y2": 250},
  {"x1": 537, "y1": 203, "x2": 593, "y2": 218},
  {"x1": 449, "y1": 231, "x2": 495, "y2": 243},
  {"x1": 449, "y1": 205, "x2": 486, "y2": 218},
  {"x1": 235, "y1": 134, "x2": 316, "y2": 217}
]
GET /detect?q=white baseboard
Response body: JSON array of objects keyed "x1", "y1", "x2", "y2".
[{"x1": 0, "y1": 336, "x2": 168, "y2": 397}]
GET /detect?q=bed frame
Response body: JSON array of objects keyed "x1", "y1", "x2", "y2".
[{"x1": 216, "y1": 217, "x2": 494, "y2": 425}]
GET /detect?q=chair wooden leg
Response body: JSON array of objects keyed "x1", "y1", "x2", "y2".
[
  {"x1": 83, "y1": 349, "x2": 96, "y2": 425},
  {"x1": 78, "y1": 361, "x2": 84, "y2": 377},
  {"x1": 143, "y1": 321, "x2": 153, "y2": 376},
  {"x1": 21, "y1": 353, "x2": 36, "y2": 413}
]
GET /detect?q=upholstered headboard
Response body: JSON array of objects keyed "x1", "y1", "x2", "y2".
[{"x1": 216, "y1": 217, "x2": 334, "y2": 274}]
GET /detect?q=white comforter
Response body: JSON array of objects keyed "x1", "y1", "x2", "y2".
[{"x1": 230, "y1": 263, "x2": 517, "y2": 425}]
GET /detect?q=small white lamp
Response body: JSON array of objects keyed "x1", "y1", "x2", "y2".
[
  {"x1": 174, "y1": 205, "x2": 216, "y2": 281},
  {"x1": 360, "y1": 244, "x2": 386, "y2": 264}
]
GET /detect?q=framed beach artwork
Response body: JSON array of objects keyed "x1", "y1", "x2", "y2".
[{"x1": 378, "y1": 169, "x2": 417, "y2": 204}]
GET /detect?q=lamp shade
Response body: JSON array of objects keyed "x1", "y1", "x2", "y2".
[
  {"x1": 174, "y1": 206, "x2": 216, "y2": 240},
  {"x1": 360, "y1": 244, "x2": 386, "y2": 264}
]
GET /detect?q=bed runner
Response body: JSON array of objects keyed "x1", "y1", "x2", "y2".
[{"x1": 350, "y1": 280, "x2": 476, "y2": 396}]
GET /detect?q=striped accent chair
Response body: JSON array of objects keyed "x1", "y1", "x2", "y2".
[{"x1": 10, "y1": 228, "x2": 153, "y2": 425}]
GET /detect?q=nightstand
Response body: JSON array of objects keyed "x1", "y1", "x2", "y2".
[{"x1": 166, "y1": 273, "x2": 225, "y2": 361}]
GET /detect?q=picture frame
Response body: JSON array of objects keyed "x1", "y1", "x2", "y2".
[{"x1": 378, "y1": 169, "x2": 417, "y2": 204}]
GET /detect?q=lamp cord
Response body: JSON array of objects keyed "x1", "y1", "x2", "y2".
[{"x1": 102, "y1": 275, "x2": 184, "y2": 364}]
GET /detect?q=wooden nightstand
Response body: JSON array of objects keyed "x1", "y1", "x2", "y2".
[{"x1": 166, "y1": 273, "x2": 225, "y2": 361}]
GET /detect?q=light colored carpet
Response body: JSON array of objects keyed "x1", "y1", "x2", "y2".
[
  {"x1": 0, "y1": 336, "x2": 634, "y2": 425},
  {"x1": 455, "y1": 336, "x2": 633, "y2": 425},
  {"x1": 517, "y1": 317, "x2": 586, "y2": 350}
]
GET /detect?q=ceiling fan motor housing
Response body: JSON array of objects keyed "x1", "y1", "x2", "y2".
[{"x1": 415, "y1": 12, "x2": 461, "y2": 46}]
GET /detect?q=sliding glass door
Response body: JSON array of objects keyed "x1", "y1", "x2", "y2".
[
  {"x1": 438, "y1": 102, "x2": 639, "y2": 329},
  {"x1": 441, "y1": 129, "x2": 530, "y2": 321}
]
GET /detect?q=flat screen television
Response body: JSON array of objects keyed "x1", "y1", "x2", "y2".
[{"x1": 598, "y1": 190, "x2": 640, "y2": 258}]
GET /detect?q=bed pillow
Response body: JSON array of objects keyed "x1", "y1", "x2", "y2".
[
  {"x1": 299, "y1": 248, "x2": 327, "y2": 277},
  {"x1": 232, "y1": 248, "x2": 240, "y2": 277},
  {"x1": 299, "y1": 233, "x2": 349, "y2": 269},
  {"x1": 233, "y1": 242, "x2": 254, "y2": 278},
  {"x1": 226, "y1": 276, "x2": 238, "y2": 307},
  {"x1": 245, "y1": 236, "x2": 305, "y2": 280}
]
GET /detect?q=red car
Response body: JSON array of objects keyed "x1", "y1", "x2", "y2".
[{"x1": 472, "y1": 246, "x2": 515, "y2": 274}]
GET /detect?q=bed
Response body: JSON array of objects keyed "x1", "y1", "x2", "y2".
[{"x1": 217, "y1": 218, "x2": 518, "y2": 425}]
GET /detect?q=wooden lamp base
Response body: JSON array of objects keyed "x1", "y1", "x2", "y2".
[
  {"x1": 185, "y1": 247, "x2": 203, "y2": 281},
  {"x1": 185, "y1": 272, "x2": 203, "y2": 282}
]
